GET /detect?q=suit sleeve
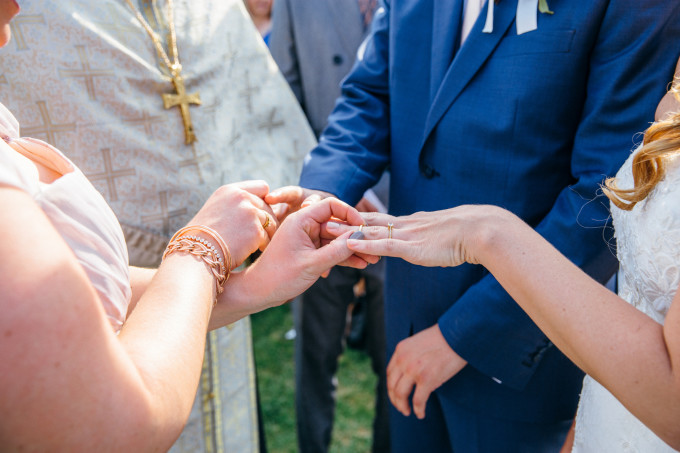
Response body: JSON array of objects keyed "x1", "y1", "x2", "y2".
[
  {"x1": 298, "y1": 0, "x2": 392, "y2": 206},
  {"x1": 438, "y1": 0, "x2": 680, "y2": 391},
  {"x1": 269, "y1": 0, "x2": 304, "y2": 105}
]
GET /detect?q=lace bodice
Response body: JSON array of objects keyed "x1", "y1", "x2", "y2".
[
  {"x1": 572, "y1": 147, "x2": 680, "y2": 452},
  {"x1": 614, "y1": 162, "x2": 680, "y2": 323}
]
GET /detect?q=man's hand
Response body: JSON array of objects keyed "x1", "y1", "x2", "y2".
[
  {"x1": 387, "y1": 324, "x2": 467, "y2": 419},
  {"x1": 265, "y1": 186, "x2": 333, "y2": 222}
]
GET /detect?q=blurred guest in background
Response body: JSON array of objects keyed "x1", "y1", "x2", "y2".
[{"x1": 245, "y1": 0, "x2": 274, "y2": 46}]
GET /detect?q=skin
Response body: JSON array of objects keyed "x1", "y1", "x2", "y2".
[
  {"x1": 0, "y1": 0, "x2": 19, "y2": 47},
  {"x1": 270, "y1": 185, "x2": 470, "y2": 420},
  {"x1": 339, "y1": 205, "x2": 680, "y2": 449},
  {"x1": 656, "y1": 57, "x2": 680, "y2": 121},
  {"x1": 333, "y1": 59, "x2": 680, "y2": 439},
  {"x1": 245, "y1": 0, "x2": 273, "y2": 36},
  {"x1": 266, "y1": 186, "x2": 380, "y2": 269},
  {"x1": 266, "y1": 185, "x2": 332, "y2": 221},
  {"x1": 0, "y1": 176, "x2": 364, "y2": 450},
  {"x1": 0, "y1": 6, "x2": 367, "y2": 448}
]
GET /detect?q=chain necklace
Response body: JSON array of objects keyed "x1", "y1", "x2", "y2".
[{"x1": 125, "y1": 0, "x2": 201, "y2": 144}]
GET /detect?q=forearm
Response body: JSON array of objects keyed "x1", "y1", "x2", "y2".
[
  {"x1": 127, "y1": 266, "x2": 157, "y2": 317},
  {"x1": 116, "y1": 253, "x2": 215, "y2": 447},
  {"x1": 1, "y1": 193, "x2": 216, "y2": 450},
  {"x1": 208, "y1": 271, "x2": 258, "y2": 329},
  {"x1": 477, "y1": 209, "x2": 680, "y2": 443}
]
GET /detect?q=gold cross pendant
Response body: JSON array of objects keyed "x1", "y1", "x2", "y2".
[{"x1": 162, "y1": 73, "x2": 202, "y2": 144}]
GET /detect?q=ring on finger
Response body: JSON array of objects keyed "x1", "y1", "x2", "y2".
[
  {"x1": 387, "y1": 222, "x2": 394, "y2": 239},
  {"x1": 359, "y1": 224, "x2": 365, "y2": 233},
  {"x1": 262, "y1": 214, "x2": 271, "y2": 229}
]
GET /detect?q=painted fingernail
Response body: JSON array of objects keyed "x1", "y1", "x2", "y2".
[
  {"x1": 349, "y1": 231, "x2": 365, "y2": 240},
  {"x1": 327, "y1": 221, "x2": 341, "y2": 229}
]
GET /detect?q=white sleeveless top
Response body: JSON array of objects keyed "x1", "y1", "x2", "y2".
[
  {"x1": 0, "y1": 103, "x2": 131, "y2": 332},
  {"x1": 572, "y1": 145, "x2": 680, "y2": 452}
]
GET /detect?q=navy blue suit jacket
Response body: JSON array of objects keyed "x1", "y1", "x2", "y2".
[{"x1": 300, "y1": 0, "x2": 680, "y2": 436}]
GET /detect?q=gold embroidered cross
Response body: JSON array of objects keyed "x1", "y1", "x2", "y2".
[{"x1": 163, "y1": 73, "x2": 202, "y2": 144}]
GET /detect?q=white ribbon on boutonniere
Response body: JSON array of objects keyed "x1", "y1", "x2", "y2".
[{"x1": 483, "y1": 0, "x2": 554, "y2": 35}]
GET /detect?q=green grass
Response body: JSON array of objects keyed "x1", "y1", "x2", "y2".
[{"x1": 252, "y1": 305, "x2": 377, "y2": 453}]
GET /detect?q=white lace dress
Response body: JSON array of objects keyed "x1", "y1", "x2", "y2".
[{"x1": 572, "y1": 147, "x2": 680, "y2": 452}]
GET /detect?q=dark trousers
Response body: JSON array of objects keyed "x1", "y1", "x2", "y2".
[
  {"x1": 389, "y1": 392, "x2": 572, "y2": 453},
  {"x1": 295, "y1": 265, "x2": 390, "y2": 453}
]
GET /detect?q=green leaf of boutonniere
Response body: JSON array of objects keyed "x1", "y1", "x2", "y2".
[{"x1": 538, "y1": 0, "x2": 554, "y2": 15}]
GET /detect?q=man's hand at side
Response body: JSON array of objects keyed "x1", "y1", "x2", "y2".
[{"x1": 387, "y1": 324, "x2": 467, "y2": 419}]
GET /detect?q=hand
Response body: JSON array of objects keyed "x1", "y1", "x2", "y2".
[
  {"x1": 335, "y1": 205, "x2": 517, "y2": 268},
  {"x1": 226, "y1": 197, "x2": 366, "y2": 309},
  {"x1": 187, "y1": 180, "x2": 278, "y2": 268},
  {"x1": 266, "y1": 187, "x2": 380, "y2": 270},
  {"x1": 387, "y1": 325, "x2": 467, "y2": 419},
  {"x1": 265, "y1": 186, "x2": 334, "y2": 222}
]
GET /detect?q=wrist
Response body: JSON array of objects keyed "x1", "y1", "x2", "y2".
[
  {"x1": 469, "y1": 206, "x2": 515, "y2": 266},
  {"x1": 160, "y1": 252, "x2": 216, "y2": 308},
  {"x1": 209, "y1": 264, "x2": 276, "y2": 329},
  {"x1": 163, "y1": 225, "x2": 233, "y2": 305}
]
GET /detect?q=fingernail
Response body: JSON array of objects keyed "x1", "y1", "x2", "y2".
[
  {"x1": 327, "y1": 221, "x2": 341, "y2": 229},
  {"x1": 349, "y1": 231, "x2": 365, "y2": 240}
]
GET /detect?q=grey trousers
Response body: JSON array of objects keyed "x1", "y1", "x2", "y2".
[{"x1": 295, "y1": 265, "x2": 390, "y2": 453}]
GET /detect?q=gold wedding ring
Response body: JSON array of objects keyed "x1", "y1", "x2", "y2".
[
  {"x1": 262, "y1": 214, "x2": 271, "y2": 229},
  {"x1": 359, "y1": 224, "x2": 364, "y2": 232},
  {"x1": 387, "y1": 222, "x2": 394, "y2": 239}
]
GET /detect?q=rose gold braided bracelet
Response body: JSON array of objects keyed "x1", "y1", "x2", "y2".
[{"x1": 162, "y1": 225, "x2": 233, "y2": 304}]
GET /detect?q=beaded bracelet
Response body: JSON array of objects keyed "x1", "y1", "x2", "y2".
[{"x1": 162, "y1": 225, "x2": 233, "y2": 305}]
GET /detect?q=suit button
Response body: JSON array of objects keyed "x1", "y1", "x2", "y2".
[
  {"x1": 420, "y1": 163, "x2": 439, "y2": 179},
  {"x1": 332, "y1": 55, "x2": 343, "y2": 65}
]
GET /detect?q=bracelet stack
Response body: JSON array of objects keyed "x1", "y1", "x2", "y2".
[{"x1": 162, "y1": 225, "x2": 233, "y2": 305}]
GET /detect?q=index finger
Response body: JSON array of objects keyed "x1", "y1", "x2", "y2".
[
  {"x1": 235, "y1": 180, "x2": 270, "y2": 199},
  {"x1": 361, "y1": 211, "x2": 396, "y2": 226},
  {"x1": 264, "y1": 185, "x2": 304, "y2": 205},
  {"x1": 243, "y1": 191, "x2": 278, "y2": 219},
  {"x1": 301, "y1": 197, "x2": 364, "y2": 227}
]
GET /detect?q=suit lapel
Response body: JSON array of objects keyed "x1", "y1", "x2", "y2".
[
  {"x1": 430, "y1": 0, "x2": 464, "y2": 101},
  {"x1": 327, "y1": 0, "x2": 365, "y2": 57},
  {"x1": 421, "y1": 0, "x2": 517, "y2": 151}
]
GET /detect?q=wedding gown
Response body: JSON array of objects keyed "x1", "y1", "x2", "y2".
[{"x1": 572, "y1": 147, "x2": 680, "y2": 452}]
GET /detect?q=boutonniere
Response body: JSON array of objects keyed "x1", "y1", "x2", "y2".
[{"x1": 483, "y1": 0, "x2": 554, "y2": 36}]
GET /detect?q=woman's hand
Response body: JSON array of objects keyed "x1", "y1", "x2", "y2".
[
  {"x1": 187, "y1": 180, "x2": 278, "y2": 268},
  {"x1": 334, "y1": 205, "x2": 518, "y2": 268},
  {"x1": 265, "y1": 185, "x2": 333, "y2": 222},
  {"x1": 210, "y1": 198, "x2": 366, "y2": 326}
]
